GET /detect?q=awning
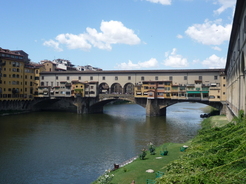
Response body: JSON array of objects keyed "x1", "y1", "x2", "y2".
[
  {"x1": 187, "y1": 91, "x2": 200, "y2": 94},
  {"x1": 187, "y1": 91, "x2": 209, "y2": 94}
]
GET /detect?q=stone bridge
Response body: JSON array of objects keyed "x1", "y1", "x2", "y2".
[
  {"x1": 95, "y1": 94, "x2": 226, "y2": 116},
  {"x1": 4, "y1": 94, "x2": 225, "y2": 117}
]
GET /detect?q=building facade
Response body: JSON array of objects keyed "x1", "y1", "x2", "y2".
[
  {"x1": 39, "y1": 69, "x2": 226, "y2": 102},
  {"x1": 0, "y1": 48, "x2": 35, "y2": 101},
  {"x1": 225, "y1": 0, "x2": 246, "y2": 121}
]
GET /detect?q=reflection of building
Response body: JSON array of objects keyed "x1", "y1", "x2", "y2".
[
  {"x1": 225, "y1": 0, "x2": 245, "y2": 121},
  {"x1": 0, "y1": 48, "x2": 35, "y2": 101}
]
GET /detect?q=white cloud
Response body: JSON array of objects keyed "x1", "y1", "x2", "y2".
[
  {"x1": 213, "y1": 0, "x2": 236, "y2": 14},
  {"x1": 56, "y1": 33, "x2": 91, "y2": 50},
  {"x1": 163, "y1": 48, "x2": 188, "y2": 68},
  {"x1": 212, "y1": 46, "x2": 222, "y2": 51},
  {"x1": 43, "y1": 39, "x2": 63, "y2": 52},
  {"x1": 43, "y1": 20, "x2": 141, "y2": 51},
  {"x1": 146, "y1": 0, "x2": 171, "y2": 5},
  {"x1": 116, "y1": 58, "x2": 159, "y2": 70},
  {"x1": 185, "y1": 19, "x2": 232, "y2": 45},
  {"x1": 176, "y1": 34, "x2": 183, "y2": 39},
  {"x1": 202, "y1": 54, "x2": 226, "y2": 68}
]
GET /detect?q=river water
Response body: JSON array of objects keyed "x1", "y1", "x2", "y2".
[{"x1": 0, "y1": 102, "x2": 207, "y2": 184}]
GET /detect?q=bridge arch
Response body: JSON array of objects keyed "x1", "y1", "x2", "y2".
[
  {"x1": 99, "y1": 82, "x2": 109, "y2": 94},
  {"x1": 111, "y1": 83, "x2": 123, "y2": 94},
  {"x1": 123, "y1": 83, "x2": 134, "y2": 94}
]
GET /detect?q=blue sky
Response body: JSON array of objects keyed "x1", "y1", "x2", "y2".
[{"x1": 1, "y1": 0, "x2": 236, "y2": 70}]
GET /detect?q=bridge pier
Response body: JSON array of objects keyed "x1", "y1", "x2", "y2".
[{"x1": 146, "y1": 99, "x2": 166, "y2": 116}]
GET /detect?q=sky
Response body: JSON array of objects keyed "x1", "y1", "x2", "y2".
[{"x1": 1, "y1": 0, "x2": 236, "y2": 70}]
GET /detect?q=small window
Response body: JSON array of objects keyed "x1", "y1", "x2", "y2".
[
  {"x1": 78, "y1": 76, "x2": 81, "y2": 80},
  {"x1": 128, "y1": 76, "x2": 131, "y2": 80},
  {"x1": 102, "y1": 76, "x2": 105, "y2": 80},
  {"x1": 67, "y1": 76, "x2": 70, "y2": 80},
  {"x1": 169, "y1": 76, "x2": 173, "y2": 81},
  {"x1": 199, "y1": 76, "x2": 202, "y2": 80},
  {"x1": 155, "y1": 76, "x2": 158, "y2": 80},
  {"x1": 115, "y1": 76, "x2": 118, "y2": 80},
  {"x1": 90, "y1": 76, "x2": 93, "y2": 80},
  {"x1": 56, "y1": 76, "x2": 58, "y2": 80},
  {"x1": 42, "y1": 76, "x2": 44, "y2": 80},
  {"x1": 214, "y1": 76, "x2": 218, "y2": 80},
  {"x1": 184, "y1": 76, "x2": 187, "y2": 80},
  {"x1": 141, "y1": 76, "x2": 144, "y2": 80}
]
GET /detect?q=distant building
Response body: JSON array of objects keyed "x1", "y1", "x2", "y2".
[
  {"x1": 41, "y1": 59, "x2": 77, "y2": 71},
  {"x1": 76, "y1": 65, "x2": 102, "y2": 71}
]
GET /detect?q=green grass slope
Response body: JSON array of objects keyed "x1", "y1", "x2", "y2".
[{"x1": 156, "y1": 115, "x2": 246, "y2": 184}]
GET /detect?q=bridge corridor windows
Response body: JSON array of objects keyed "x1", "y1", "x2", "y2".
[
  {"x1": 128, "y1": 76, "x2": 131, "y2": 80},
  {"x1": 111, "y1": 83, "x2": 122, "y2": 94},
  {"x1": 124, "y1": 83, "x2": 134, "y2": 94},
  {"x1": 99, "y1": 83, "x2": 109, "y2": 94}
]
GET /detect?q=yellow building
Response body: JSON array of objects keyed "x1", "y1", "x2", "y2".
[
  {"x1": 33, "y1": 64, "x2": 45, "y2": 97},
  {"x1": 209, "y1": 73, "x2": 226, "y2": 102},
  {"x1": 71, "y1": 81, "x2": 85, "y2": 97},
  {"x1": 163, "y1": 81, "x2": 172, "y2": 98},
  {"x1": 23, "y1": 65, "x2": 35, "y2": 99},
  {"x1": 0, "y1": 48, "x2": 34, "y2": 101}
]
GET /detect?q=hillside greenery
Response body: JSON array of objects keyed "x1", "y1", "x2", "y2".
[{"x1": 156, "y1": 112, "x2": 246, "y2": 184}]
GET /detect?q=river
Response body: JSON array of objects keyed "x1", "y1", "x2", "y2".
[{"x1": 0, "y1": 102, "x2": 207, "y2": 184}]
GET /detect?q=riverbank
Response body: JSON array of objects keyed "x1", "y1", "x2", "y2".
[{"x1": 92, "y1": 114, "x2": 246, "y2": 184}]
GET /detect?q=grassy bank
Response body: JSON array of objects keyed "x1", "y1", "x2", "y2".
[
  {"x1": 92, "y1": 142, "x2": 192, "y2": 184},
  {"x1": 156, "y1": 114, "x2": 246, "y2": 183},
  {"x1": 93, "y1": 114, "x2": 246, "y2": 183}
]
